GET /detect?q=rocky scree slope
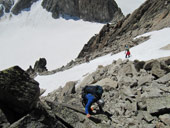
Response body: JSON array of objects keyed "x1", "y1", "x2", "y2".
[
  {"x1": 0, "y1": 0, "x2": 124, "y2": 23},
  {"x1": 1, "y1": 57, "x2": 170, "y2": 128}
]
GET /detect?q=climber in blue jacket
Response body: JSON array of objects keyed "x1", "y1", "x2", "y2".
[{"x1": 81, "y1": 85, "x2": 104, "y2": 118}]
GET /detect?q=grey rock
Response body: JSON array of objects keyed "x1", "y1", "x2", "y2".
[
  {"x1": 156, "y1": 73, "x2": 170, "y2": 84},
  {"x1": 138, "y1": 74, "x2": 153, "y2": 86},
  {"x1": 61, "y1": 81, "x2": 76, "y2": 96},
  {"x1": 142, "y1": 111, "x2": 154, "y2": 123},
  {"x1": 94, "y1": 78, "x2": 118, "y2": 89},
  {"x1": 146, "y1": 95, "x2": 170, "y2": 115},
  {"x1": 159, "y1": 114, "x2": 170, "y2": 126}
]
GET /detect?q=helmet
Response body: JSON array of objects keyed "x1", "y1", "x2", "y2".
[{"x1": 97, "y1": 99, "x2": 105, "y2": 107}]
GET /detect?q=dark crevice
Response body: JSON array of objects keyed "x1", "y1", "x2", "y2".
[
  {"x1": 151, "y1": 108, "x2": 170, "y2": 117},
  {"x1": 55, "y1": 115, "x2": 74, "y2": 128}
]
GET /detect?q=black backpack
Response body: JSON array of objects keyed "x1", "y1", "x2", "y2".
[{"x1": 81, "y1": 85, "x2": 103, "y2": 106}]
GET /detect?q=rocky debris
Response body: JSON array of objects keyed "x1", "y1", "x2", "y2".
[
  {"x1": 1, "y1": 57, "x2": 170, "y2": 127},
  {"x1": 42, "y1": 0, "x2": 124, "y2": 23},
  {"x1": 0, "y1": 66, "x2": 40, "y2": 123},
  {"x1": 35, "y1": 56, "x2": 170, "y2": 128},
  {"x1": 77, "y1": 0, "x2": 170, "y2": 60}
]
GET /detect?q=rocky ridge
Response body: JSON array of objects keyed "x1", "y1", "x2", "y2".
[{"x1": 77, "y1": 0, "x2": 170, "y2": 60}]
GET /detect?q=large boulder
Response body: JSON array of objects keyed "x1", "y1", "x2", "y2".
[{"x1": 0, "y1": 66, "x2": 40, "y2": 116}]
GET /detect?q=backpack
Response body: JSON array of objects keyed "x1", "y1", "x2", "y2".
[{"x1": 81, "y1": 85, "x2": 103, "y2": 106}]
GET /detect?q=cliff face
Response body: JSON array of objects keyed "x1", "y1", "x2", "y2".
[
  {"x1": 77, "y1": 0, "x2": 170, "y2": 59},
  {"x1": 0, "y1": 0, "x2": 123, "y2": 23},
  {"x1": 41, "y1": 0, "x2": 124, "y2": 23}
]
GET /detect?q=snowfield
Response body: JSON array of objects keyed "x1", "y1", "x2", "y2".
[{"x1": 0, "y1": 0, "x2": 103, "y2": 71}]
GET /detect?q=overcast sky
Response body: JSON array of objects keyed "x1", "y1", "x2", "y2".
[{"x1": 115, "y1": 0, "x2": 146, "y2": 15}]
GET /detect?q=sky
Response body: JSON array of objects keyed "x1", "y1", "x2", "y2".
[
  {"x1": 115, "y1": 0, "x2": 146, "y2": 16},
  {"x1": 1, "y1": 0, "x2": 168, "y2": 96}
]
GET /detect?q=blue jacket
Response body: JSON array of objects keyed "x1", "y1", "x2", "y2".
[{"x1": 85, "y1": 93, "x2": 95, "y2": 114}]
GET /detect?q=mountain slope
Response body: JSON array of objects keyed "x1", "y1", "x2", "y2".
[{"x1": 77, "y1": 0, "x2": 170, "y2": 60}]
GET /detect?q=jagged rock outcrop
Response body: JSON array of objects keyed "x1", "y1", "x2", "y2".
[
  {"x1": 42, "y1": 0, "x2": 124, "y2": 23},
  {"x1": 26, "y1": 58, "x2": 48, "y2": 78},
  {"x1": 77, "y1": 0, "x2": 170, "y2": 60},
  {"x1": 33, "y1": 58, "x2": 48, "y2": 73}
]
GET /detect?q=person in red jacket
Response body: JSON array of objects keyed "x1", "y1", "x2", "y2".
[
  {"x1": 125, "y1": 49, "x2": 131, "y2": 58},
  {"x1": 125, "y1": 45, "x2": 131, "y2": 58}
]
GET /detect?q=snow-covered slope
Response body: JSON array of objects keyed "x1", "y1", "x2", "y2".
[
  {"x1": 36, "y1": 27, "x2": 170, "y2": 95},
  {"x1": 0, "y1": 0, "x2": 103, "y2": 71}
]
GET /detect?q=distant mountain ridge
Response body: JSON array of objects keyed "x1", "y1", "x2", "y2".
[{"x1": 0, "y1": 0, "x2": 124, "y2": 23}]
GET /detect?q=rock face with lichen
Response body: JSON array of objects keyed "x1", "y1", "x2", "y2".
[{"x1": 0, "y1": 66, "x2": 40, "y2": 123}]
